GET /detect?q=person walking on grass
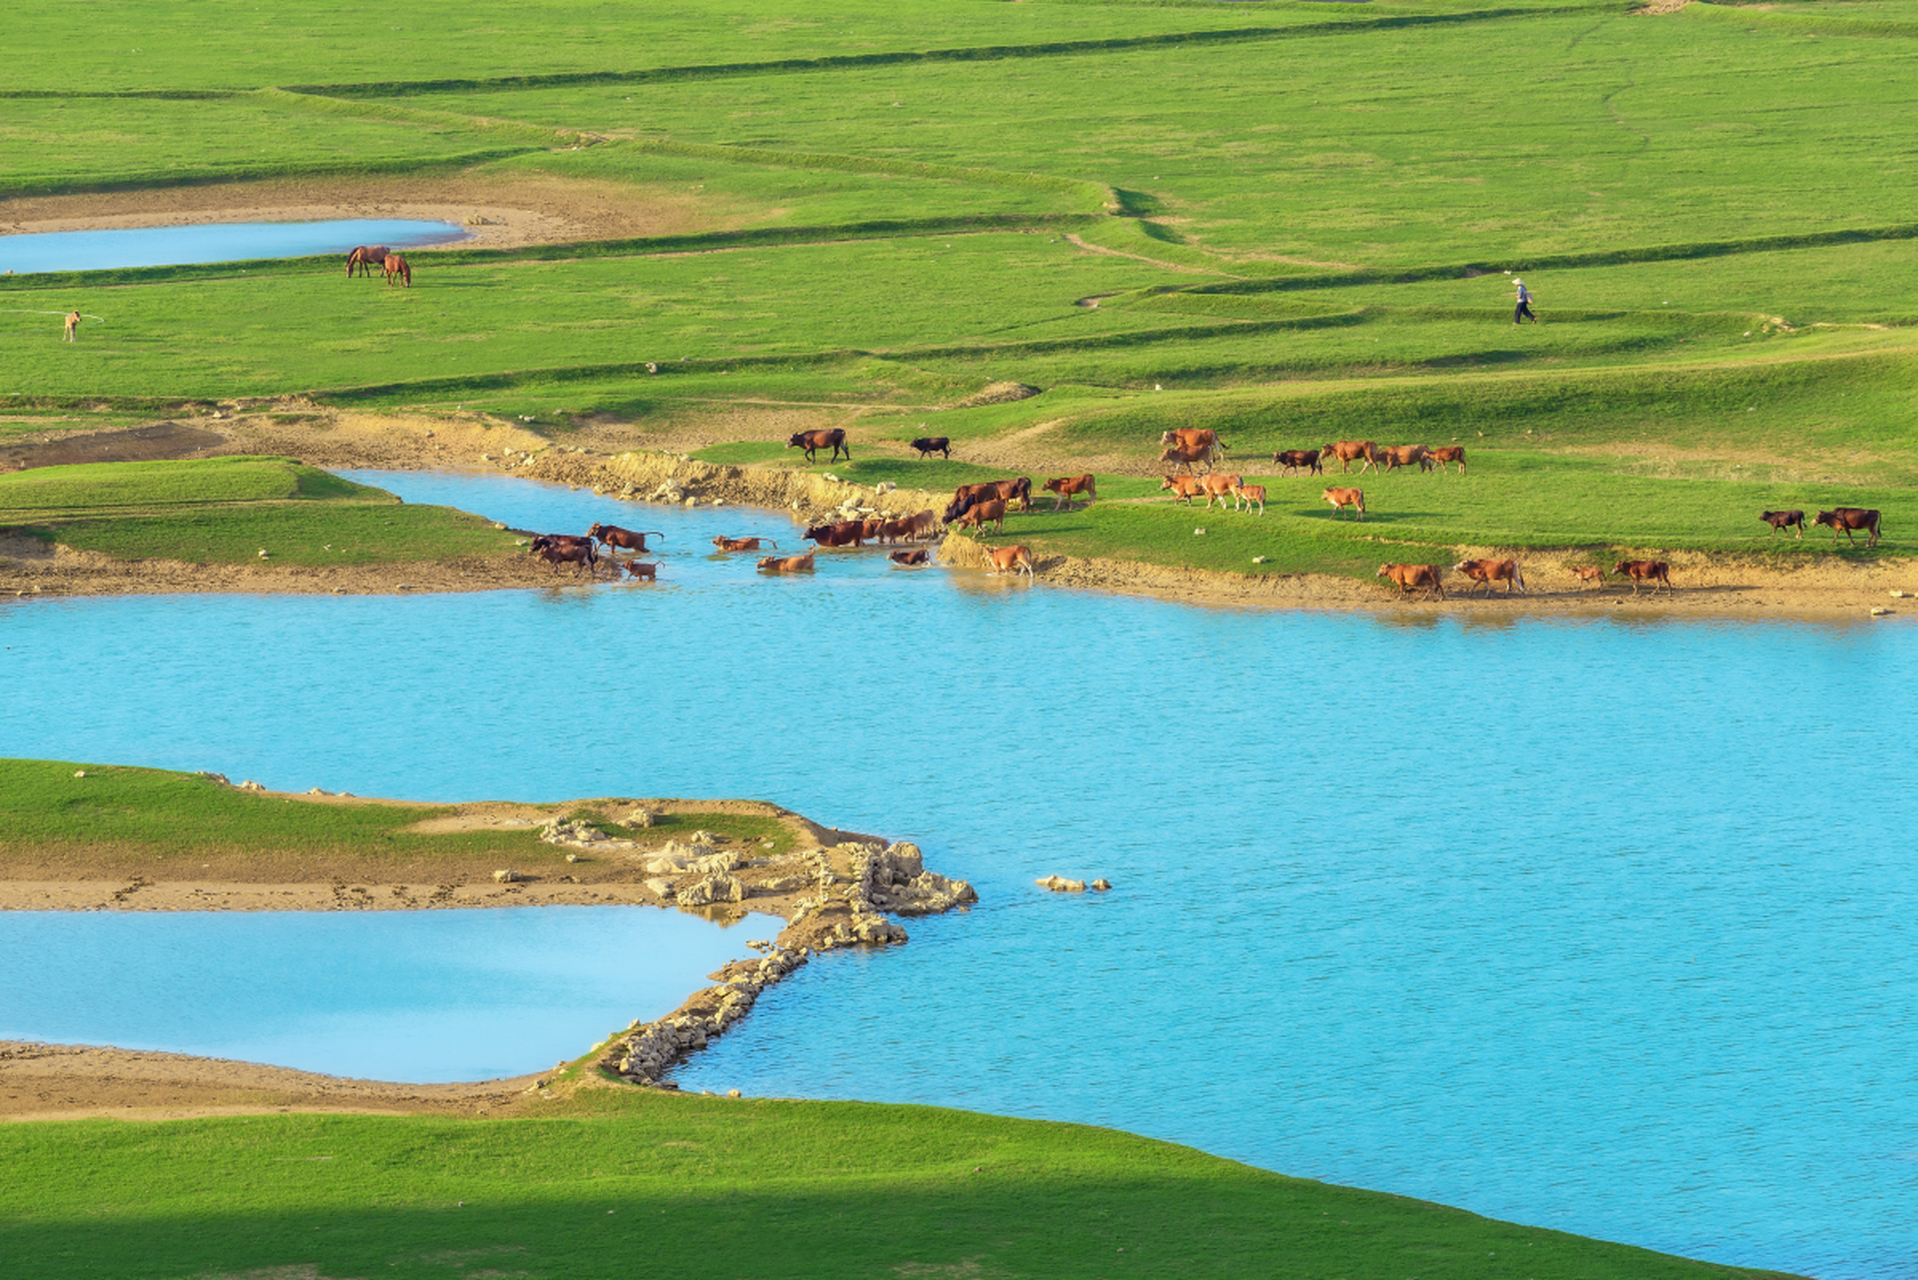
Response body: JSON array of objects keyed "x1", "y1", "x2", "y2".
[{"x1": 1513, "y1": 278, "x2": 1537, "y2": 325}]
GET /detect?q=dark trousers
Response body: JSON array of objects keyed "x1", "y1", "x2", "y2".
[{"x1": 1514, "y1": 300, "x2": 1535, "y2": 323}]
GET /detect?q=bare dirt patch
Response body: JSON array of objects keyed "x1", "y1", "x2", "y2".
[{"x1": 0, "y1": 172, "x2": 727, "y2": 253}]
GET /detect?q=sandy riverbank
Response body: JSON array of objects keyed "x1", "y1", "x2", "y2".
[
  {"x1": 0, "y1": 787, "x2": 974, "y2": 1120},
  {"x1": 2, "y1": 404, "x2": 1913, "y2": 617}
]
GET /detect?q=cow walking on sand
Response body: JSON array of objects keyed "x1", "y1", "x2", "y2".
[{"x1": 63, "y1": 311, "x2": 80, "y2": 342}]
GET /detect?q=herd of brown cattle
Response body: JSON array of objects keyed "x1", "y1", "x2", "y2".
[{"x1": 1377, "y1": 557, "x2": 1675, "y2": 599}]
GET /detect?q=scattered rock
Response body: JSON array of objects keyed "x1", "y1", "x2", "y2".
[
  {"x1": 72, "y1": 770, "x2": 86, "y2": 779},
  {"x1": 1090, "y1": 878, "x2": 1113, "y2": 891},
  {"x1": 238, "y1": 780, "x2": 266, "y2": 792},
  {"x1": 493, "y1": 869, "x2": 526, "y2": 883},
  {"x1": 1037, "y1": 875, "x2": 1087, "y2": 893}
]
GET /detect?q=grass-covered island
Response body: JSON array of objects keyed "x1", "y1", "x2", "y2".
[{"x1": 0, "y1": 761, "x2": 1800, "y2": 1280}]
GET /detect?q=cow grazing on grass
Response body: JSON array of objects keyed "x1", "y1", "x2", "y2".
[
  {"x1": 1159, "y1": 475, "x2": 1209, "y2": 505},
  {"x1": 787, "y1": 428, "x2": 850, "y2": 463},
  {"x1": 757, "y1": 554, "x2": 816, "y2": 572},
  {"x1": 1760, "y1": 510, "x2": 1805, "y2": 540},
  {"x1": 986, "y1": 544, "x2": 1035, "y2": 577},
  {"x1": 531, "y1": 534, "x2": 598, "y2": 576},
  {"x1": 712, "y1": 536, "x2": 777, "y2": 552},
  {"x1": 1200, "y1": 473, "x2": 1244, "y2": 510},
  {"x1": 1231, "y1": 482, "x2": 1267, "y2": 515},
  {"x1": 910, "y1": 436, "x2": 951, "y2": 459},
  {"x1": 1273, "y1": 448, "x2": 1322, "y2": 476},
  {"x1": 1429, "y1": 446, "x2": 1467, "y2": 474},
  {"x1": 589, "y1": 524, "x2": 664, "y2": 556},
  {"x1": 1813, "y1": 507, "x2": 1882, "y2": 547},
  {"x1": 889, "y1": 549, "x2": 931, "y2": 566},
  {"x1": 803, "y1": 521, "x2": 866, "y2": 549},
  {"x1": 1377, "y1": 444, "x2": 1432, "y2": 474},
  {"x1": 1378, "y1": 563, "x2": 1444, "y2": 598},
  {"x1": 1323, "y1": 440, "x2": 1379, "y2": 474},
  {"x1": 1043, "y1": 474, "x2": 1097, "y2": 511},
  {"x1": 1322, "y1": 487, "x2": 1365, "y2": 520},
  {"x1": 1453, "y1": 558, "x2": 1526, "y2": 595},
  {"x1": 1613, "y1": 559, "x2": 1673, "y2": 594},
  {"x1": 1161, "y1": 427, "x2": 1227, "y2": 459},
  {"x1": 1159, "y1": 444, "x2": 1213, "y2": 475},
  {"x1": 950, "y1": 498, "x2": 1008, "y2": 535},
  {"x1": 625, "y1": 561, "x2": 658, "y2": 581}
]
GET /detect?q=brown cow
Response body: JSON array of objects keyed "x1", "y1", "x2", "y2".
[
  {"x1": 986, "y1": 544, "x2": 1034, "y2": 577},
  {"x1": 1159, "y1": 444, "x2": 1213, "y2": 475},
  {"x1": 757, "y1": 554, "x2": 816, "y2": 572},
  {"x1": 1453, "y1": 558, "x2": 1526, "y2": 595},
  {"x1": 1429, "y1": 446, "x2": 1467, "y2": 474},
  {"x1": 1043, "y1": 474, "x2": 1097, "y2": 511},
  {"x1": 1231, "y1": 482, "x2": 1267, "y2": 515},
  {"x1": 787, "y1": 428, "x2": 850, "y2": 463},
  {"x1": 531, "y1": 535, "x2": 598, "y2": 576},
  {"x1": 1199, "y1": 473, "x2": 1244, "y2": 510},
  {"x1": 712, "y1": 535, "x2": 778, "y2": 552},
  {"x1": 906, "y1": 509, "x2": 940, "y2": 541},
  {"x1": 877, "y1": 517, "x2": 915, "y2": 543},
  {"x1": 589, "y1": 524, "x2": 664, "y2": 556},
  {"x1": 802, "y1": 521, "x2": 865, "y2": 548},
  {"x1": 625, "y1": 561, "x2": 658, "y2": 581},
  {"x1": 888, "y1": 549, "x2": 931, "y2": 566},
  {"x1": 860, "y1": 517, "x2": 887, "y2": 541},
  {"x1": 1376, "y1": 444, "x2": 1432, "y2": 474},
  {"x1": 1813, "y1": 507, "x2": 1882, "y2": 547},
  {"x1": 1613, "y1": 560, "x2": 1673, "y2": 594},
  {"x1": 1569, "y1": 564, "x2": 1606, "y2": 587},
  {"x1": 1377, "y1": 563, "x2": 1444, "y2": 598},
  {"x1": 910, "y1": 436, "x2": 951, "y2": 459},
  {"x1": 950, "y1": 498, "x2": 1008, "y2": 535},
  {"x1": 1323, "y1": 441, "x2": 1378, "y2": 474},
  {"x1": 1322, "y1": 487, "x2": 1365, "y2": 520},
  {"x1": 1161, "y1": 427, "x2": 1228, "y2": 459},
  {"x1": 1159, "y1": 475, "x2": 1209, "y2": 505},
  {"x1": 1760, "y1": 510, "x2": 1805, "y2": 540},
  {"x1": 1273, "y1": 448, "x2": 1322, "y2": 476}
]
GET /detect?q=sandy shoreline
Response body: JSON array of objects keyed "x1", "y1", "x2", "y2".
[{"x1": 2, "y1": 406, "x2": 1912, "y2": 618}]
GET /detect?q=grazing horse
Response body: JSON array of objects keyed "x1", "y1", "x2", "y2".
[
  {"x1": 345, "y1": 246, "x2": 389, "y2": 278},
  {"x1": 382, "y1": 254, "x2": 411, "y2": 288}
]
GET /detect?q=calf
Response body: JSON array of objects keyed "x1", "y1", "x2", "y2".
[
  {"x1": 1760, "y1": 510, "x2": 1805, "y2": 540},
  {"x1": 1273, "y1": 448, "x2": 1322, "y2": 476},
  {"x1": 1429, "y1": 446, "x2": 1467, "y2": 474},
  {"x1": 712, "y1": 535, "x2": 778, "y2": 552},
  {"x1": 1453, "y1": 558, "x2": 1526, "y2": 595},
  {"x1": 888, "y1": 549, "x2": 931, "y2": 566},
  {"x1": 1322, "y1": 487, "x2": 1365, "y2": 520},
  {"x1": 910, "y1": 436, "x2": 951, "y2": 459},
  {"x1": 906, "y1": 509, "x2": 940, "y2": 541},
  {"x1": 1231, "y1": 482, "x2": 1267, "y2": 515},
  {"x1": 625, "y1": 561, "x2": 658, "y2": 581},
  {"x1": 1569, "y1": 564, "x2": 1606, "y2": 587},
  {"x1": 757, "y1": 554, "x2": 816, "y2": 572},
  {"x1": 1813, "y1": 507, "x2": 1882, "y2": 547},
  {"x1": 986, "y1": 544, "x2": 1035, "y2": 577},
  {"x1": 1159, "y1": 475, "x2": 1209, "y2": 505},
  {"x1": 1043, "y1": 474, "x2": 1097, "y2": 511},
  {"x1": 1613, "y1": 559, "x2": 1673, "y2": 594},
  {"x1": 1377, "y1": 563, "x2": 1444, "y2": 598}
]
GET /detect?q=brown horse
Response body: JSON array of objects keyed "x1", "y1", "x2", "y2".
[
  {"x1": 345, "y1": 245, "x2": 389, "y2": 278},
  {"x1": 382, "y1": 254, "x2": 411, "y2": 288}
]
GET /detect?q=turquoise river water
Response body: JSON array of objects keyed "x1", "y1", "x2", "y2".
[
  {"x1": 1, "y1": 470, "x2": 1913, "y2": 1279},
  {"x1": 0, "y1": 219, "x2": 468, "y2": 274}
]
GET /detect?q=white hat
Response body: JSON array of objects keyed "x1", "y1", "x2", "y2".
[{"x1": 1512, "y1": 278, "x2": 1523, "y2": 286}]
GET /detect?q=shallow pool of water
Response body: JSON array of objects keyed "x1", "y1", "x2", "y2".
[
  {"x1": 2, "y1": 471, "x2": 1914, "y2": 1278},
  {"x1": 0, "y1": 218, "x2": 468, "y2": 274},
  {"x1": 0, "y1": 906, "x2": 772, "y2": 1081}
]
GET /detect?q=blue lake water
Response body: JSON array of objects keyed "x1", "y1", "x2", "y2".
[
  {"x1": 0, "y1": 218, "x2": 467, "y2": 274},
  {"x1": 2, "y1": 470, "x2": 1914, "y2": 1278}
]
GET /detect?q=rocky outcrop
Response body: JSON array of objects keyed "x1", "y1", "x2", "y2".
[
  {"x1": 1038, "y1": 874, "x2": 1112, "y2": 893},
  {"x1": 600, "y1": 838, "x2": 975, "y2": 1089}
]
